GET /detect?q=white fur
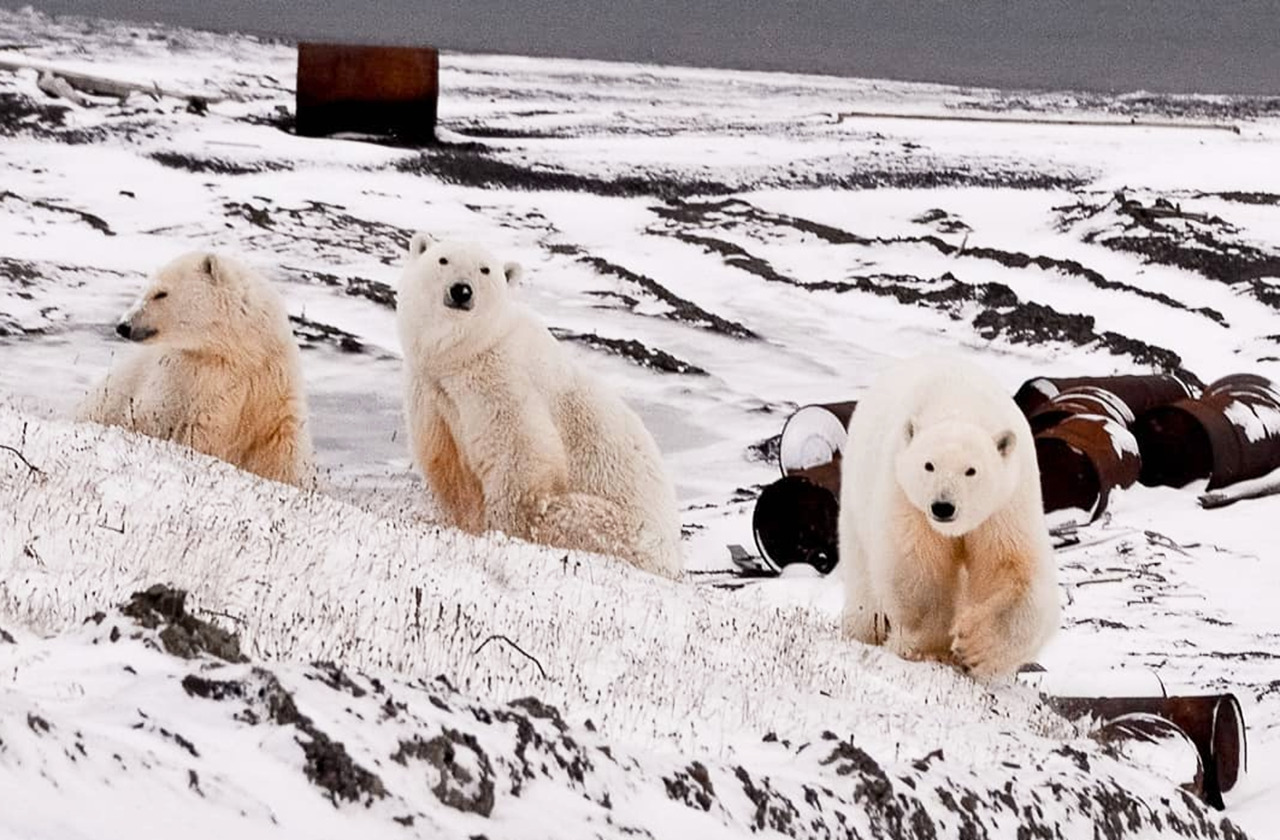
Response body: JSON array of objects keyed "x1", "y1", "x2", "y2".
[
  {"x1": 839, "y1": 354, "x2": 1060, "y2": 678},
  {"x1": 76, "y1": 252, "x2": 315, "y2": 488},
  {"x1": 397, "y1": 236, "x2": 682, "y2": 577}
]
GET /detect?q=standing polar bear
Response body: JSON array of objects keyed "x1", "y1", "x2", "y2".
[
  {"x1": 839, "y1": 355, "x2": 1060, "y2": 678},
  {"x1": 397, "y1": 234, "x2": 682, "y2": 578},
  {"x1": 77, "y1": 252, "x2": 315, "y2": 488}
]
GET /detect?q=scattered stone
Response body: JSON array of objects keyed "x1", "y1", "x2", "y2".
[{"x1": 119, "y1": 584, "x2": 246, "y2": 663}]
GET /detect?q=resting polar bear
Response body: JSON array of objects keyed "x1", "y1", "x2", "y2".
[
  {"x1": 397, "y1": 234, "x2": 682, "y2": 578},
  {"x1": 77, "y1": 252, "x2": 315, "y2": 488},
  {"x1": 839, "y1": 355, "x2": 1059, "y2": 678}
]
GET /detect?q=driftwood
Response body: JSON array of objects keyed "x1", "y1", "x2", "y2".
[
  {"x1": 35, "y1": 70, "x2": 95, "y2": 106},
  {"x1": 1198, "y1": 465, "x2": 1280, "y2": 509},
  {"x1": 0, "y1": 55, "x2": 223, "y2": 104},
  {"x1": 829, "y1": 109, "x2": 1241, "y2": 135}
]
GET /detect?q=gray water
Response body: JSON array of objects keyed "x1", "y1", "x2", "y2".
[{"x1": 4, "y1": 1, "x2": 1279, "y2": 95}]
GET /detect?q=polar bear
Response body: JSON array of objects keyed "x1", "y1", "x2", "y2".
[
  {"x1": 839, "y1": 355, "x2": 1059, "y2": 678},
  {"x1": 397, "y1": 234, "x2": 682, "y2": 578},
  {"x1": 76, "y1": 252, "x2": 315, "y2": 488}
]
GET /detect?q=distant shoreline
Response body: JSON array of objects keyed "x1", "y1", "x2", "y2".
[{"x1": 4, "y1": 0, "x2": 1279, "y2": 96}]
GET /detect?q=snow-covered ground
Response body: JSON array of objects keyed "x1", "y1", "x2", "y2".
[{"x1": 1, "y1": 6, "x2": 1278, "y2": 837}]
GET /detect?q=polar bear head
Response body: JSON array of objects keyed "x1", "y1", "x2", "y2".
[
  {"x1": 116, "y1": 252, "x2": 279, "y2": 353},
  {"x1": 397, "y1": 233, "x2": 524, "y2": 363},
  {"x1": 895, "y1": 420, "x2": 1020, "y2": 537}
]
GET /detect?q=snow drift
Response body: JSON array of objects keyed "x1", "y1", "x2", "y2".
[{"x1": 0, "y1": 405, "x2": 1249, "y2": 838}]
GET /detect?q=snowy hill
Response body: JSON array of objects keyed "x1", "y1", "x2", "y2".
[
  {"x1": 1, "y1": 6, "x2": 1279, "y2": 836},
  {"x1": 0, "y1": 406, "x2": 1248, "y2": 839}
]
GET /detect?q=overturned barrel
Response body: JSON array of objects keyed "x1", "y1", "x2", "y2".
[
  {"x1": 753, "y1": 401, "x2": 855, "y2": 574},
  {"x1": 1015, "y1": 374, "x2": 1195, "y2": 419},
  {"x1": 777, "y1": 401, "x2": 856, "y2": 475},
  {"x1": 1026, "y1": 385, "x2": 1137, "y2": 433},
  {"x1": 1034, "y1": 413, "x2": 1142, "y2": 519},
  {"x1": 1134, "y1": 374, "x2": 1280, "y2": 490},
  {"x1": 1047, "y1": 693, "x2": 1246, "y2": 809}
]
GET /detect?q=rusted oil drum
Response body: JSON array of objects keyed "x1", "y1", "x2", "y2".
[
  {"x1": 753, "y1": 402, "x2": 855, "y2": 574},
  {"x1": 1095, "y1": 714, "x2": 1206, "y2": 803},
  {"x1": 752, "y1": 463, "x2": 841, "y2": 575},
  {"x1": 1034, "y1": 414, "x2": 1142, "y2": 519},
  {"x1": 1134, "y1": 374, "x2": 1280, "y2": 490},
  {"x1": 777, "y1": 401, "x2": 857, "y2": 475},
  {"x1": 1026, "y1": 385, "x2": 1136, "y2": 434},
  {"x1": 1047, "y1": 694, "x2": 1247, "y2": 809},
  {"x1": 297, "y1": 43, "x2": 439, "y2": 142},
  {"x1": 1015, "y1": 374, "x2": 1194, "y2": 419}
]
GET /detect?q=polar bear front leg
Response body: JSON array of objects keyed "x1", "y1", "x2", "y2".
[
  {"x1": 413, "y1": 406, "x2": 486, "y2": 532},
  {"x1": 882, "y1": 510, "x2": 961, "y2": 663},
  {"x1": 839, "y1": 537, "x2": 889, "y2": 645},
  {"x1": 952, "y1": 510, "x2": 1059, "y2": 678},
  {"x1": 450, "y1": 387, "x2": 570, "y2": 541}
]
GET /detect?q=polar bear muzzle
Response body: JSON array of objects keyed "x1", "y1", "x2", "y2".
[
  {"x1": 115, "y1": 320, "x2": 157, "y2": 342},
  {"x1": 444, "y1": 282, "x2": 474, "y2": 311}
]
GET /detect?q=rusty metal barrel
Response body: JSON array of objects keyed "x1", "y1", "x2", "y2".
[
  {"x1": 1015, "y1": 374, "x2": 1195, "y2": 419},
  {"x1": 1034, "y1": 414, "x2": 1142, "y2": 518},
  {"x1": 1025, "y1": 386, "x2": 1144, "y2": 518},
  {"x1": 297, "y1": 43, "x2": 439, "y2": 142},
  {"x1": 777, "y1": 401, "x2": 856, "y2": 475},
  {"x1": 752, "y1": 402, "x2": 854, "y2": 574},
  {"x1": 1047, "y1": 694, "x2": 1246, "y2": 809},
  {"x1": 1134, "y1": 374, "x2": 1280, "y2": 490}
]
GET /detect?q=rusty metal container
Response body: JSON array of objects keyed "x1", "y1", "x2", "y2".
[
  {"x1": 1026, "y1": 385, "x2": 1137, "y2": 433},
  {"x1": 752, "y1": 402, "x2": 855, "y2": 574},
  {"x1": 751, "y1": 467, "x2": 841, "y2": 574},
  {"x1": 1134, "y1": 374, "x2": 1280, "y2": 490},
  {"x1": 1033, "y1": 412, "x2": 1142, "y2": 519},
  {"x1": 1015, "y1": 374, "x2": 1195, "y2": 419},
  {"x1": 296, "y1": 43, "x2": 439, "y2": 142},
  {"x1": 777, "y1": 401, "x2": 856, "y2": 475},
  {"x1": 1047, "y1": 694, "x2": 1246, "y2": 808}
]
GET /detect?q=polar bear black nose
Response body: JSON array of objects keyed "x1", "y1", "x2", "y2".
[
  {"x1": 116, "y1": 322, "x2": 132, "y2": 339},
  {"x1": 448, "y1": 282, "x2": 473, "y2": 308},
  {"x1": 930, "y1": 501, "x2": 956, "y2": 521}
]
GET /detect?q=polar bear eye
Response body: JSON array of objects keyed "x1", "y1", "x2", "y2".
[
  {"x1": 924, "y1": 462, "x2": 934, "y2": 472},
  {"x1": 965, "y1": 467, "x2": 977, "y2": 477},
  {"x1": 480, "y1": 267, "x2": 491, "y2": 275},
  {"x1": 438, "y1": 257, "x2": 449, "y2": 266},
  {"x1": 152, "y1": 291, "x2": 168, "y2": 300}
]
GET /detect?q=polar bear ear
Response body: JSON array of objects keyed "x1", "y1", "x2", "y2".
[
  {"x1": 995, "y1": 430, "x2": 1016, "y2": 458},
  {"x1": 198, "y1": 254, "x2": 228, "y2": 285},
  {"x1": 903, "y1": 419, "x2": 916, "y2": 445},
  {"x1": 503, "y1": 261, "x2": 523, "y2": 286},
  {"x1": 408, "y1": 232, "x2": 437, "y2": 260}
]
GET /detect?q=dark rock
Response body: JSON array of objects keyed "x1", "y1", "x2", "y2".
[
  {"x1": 119, "y1": 585, "x2": 246, "y2": 663},
  {"x1": 392, "y1": 730, "x2": 496, "y2": 816}
]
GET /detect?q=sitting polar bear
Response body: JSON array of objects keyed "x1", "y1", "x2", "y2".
[
  {"x1": 77, "y1": 252, "x2": 315, "y2": 488},
  {"x1": 839, "y1": 354, "x2": 1060, "y2": 678},
  {"x1": 397, "y1": 234, "x2": 682, "y2": 578}
]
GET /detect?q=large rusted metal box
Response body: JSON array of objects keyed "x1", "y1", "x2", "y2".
[{"x1": 296, "y1": 43, "x2": 439, "y2": 142}]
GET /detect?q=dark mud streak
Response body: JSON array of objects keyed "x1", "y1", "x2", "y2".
[
  {"x1": 397, "y1": 144, "x2": 1082, "y2": 197},
  {"x1": 150, "y1": 151, "x2": 293, "y2": 175},
  {"x1": 661, "y1": 198, "x2": 1225, "y2": 325},
  {"x1": 656, "y1": 223, "x2": 1185, "y2": 372},
  {"x1": 576, "y1": 254, "x2": 758, "y2": 339},
  {"x1": 397, "y1": 146, "x2": 736, "y2": 199},
  {"x1": 290, "y1": 313, "x2": 366, "y2": 354},
  {"x1": 0, "y1": 190, "x2": 115, "y2": 236},
  {"x1": 551, "y1": 328, "x2": 708, "y2": 375},
  {"x1": 223, "y1": 200, "x2": 413, "y2": 265}
]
